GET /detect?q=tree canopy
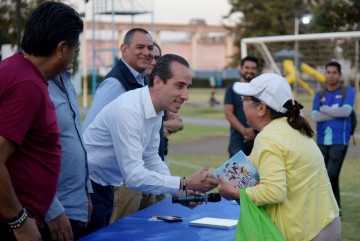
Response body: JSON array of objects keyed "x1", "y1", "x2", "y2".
[
  {"x1": 0, "y1": 0, "x2": 79, "y2": 71},
  {"x1": 225, "y1": 0, "x2": 360, "y2": 67},
  {"x1": 312, "y1": 0, "x2": 360, "y2": 32},
  {"x1": 0, "y1": 0, "x2": 47, "y2": 50}
]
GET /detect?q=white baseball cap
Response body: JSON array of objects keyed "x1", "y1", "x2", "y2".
[{"x1": 233, "y1": 73, "x2": 292, "y2": 113}]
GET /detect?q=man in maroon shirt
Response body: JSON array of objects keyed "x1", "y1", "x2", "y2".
[{"x1": 0, "y1": 2, "x2": 83, "y2": 241}]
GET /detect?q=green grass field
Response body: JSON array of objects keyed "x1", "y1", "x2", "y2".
[{"x1": 81, "y1": 88, "x2": 360, "y2": 240}]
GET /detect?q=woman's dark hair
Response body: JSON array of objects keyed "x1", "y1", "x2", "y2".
[
  {"x1": 21, "y1": 2, "x2": 83, "y2": 56},
  {"x1": 148, "y1": 54, "x2": 190, "y2": 87},
  {"x1": 268, "y1": 100, "x2": 314, "y2": 138}
]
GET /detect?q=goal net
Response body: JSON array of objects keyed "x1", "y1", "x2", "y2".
[{"x1": 240, "y1": 32, "x2": 360, "y2": 95}]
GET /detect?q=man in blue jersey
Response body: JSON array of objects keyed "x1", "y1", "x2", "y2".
[{"x1": 311, "y1": 61, "x2": 355, "y2": 210}]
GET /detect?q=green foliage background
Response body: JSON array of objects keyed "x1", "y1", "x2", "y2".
[
  {"x1": 225, "y1": 0, "x2": 360, "y2": 67},
  {"x1": 1, "y1": 0, "x2": 359, "y2": 70}
]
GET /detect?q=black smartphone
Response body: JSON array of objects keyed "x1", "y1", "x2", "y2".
[{"x1": 156, "y1": 216, "x2": 183, "y2": 222}]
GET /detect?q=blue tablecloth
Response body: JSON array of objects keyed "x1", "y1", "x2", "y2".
[{"x1": 80, "y1": 197, "x2": 240, "y2": 241}]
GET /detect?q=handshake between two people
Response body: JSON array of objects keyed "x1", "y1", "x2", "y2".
[{"x1": 172, "y1": 165, "x2": 220, "y2": 209}]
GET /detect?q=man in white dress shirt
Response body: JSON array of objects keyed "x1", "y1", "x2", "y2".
[{"x1": 83, "y1": 54, "x2": 219, "y2": 232}]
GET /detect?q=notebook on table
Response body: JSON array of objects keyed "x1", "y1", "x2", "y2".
[{"x1": 189, "y1": 217, "x2": 238, "y2": 229}]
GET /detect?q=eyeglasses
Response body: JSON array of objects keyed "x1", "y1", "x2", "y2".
[
  {"x1": 240, "y1": 96, "x2": 249, "y2": 102},
  {"x1": 240, "y1": 96, "x2": 253, "y2": 102},
  {"x1": 241, "y1": 96, "x2": 261, "y2": 104}
]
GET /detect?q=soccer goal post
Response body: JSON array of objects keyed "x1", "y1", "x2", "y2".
[{"x1": 241, "y1": 31, "x2": 360, "y2": 95}]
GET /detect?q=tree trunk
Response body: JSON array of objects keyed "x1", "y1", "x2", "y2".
[{"x1": 15, "y1": 0, "x2": 21, "y2": 50}]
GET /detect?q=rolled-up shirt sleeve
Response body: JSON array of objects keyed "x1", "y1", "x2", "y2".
[{"x1": 45, "y1": 197, "x2": 65, "y2": 222}]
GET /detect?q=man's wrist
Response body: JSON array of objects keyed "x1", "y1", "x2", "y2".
[
  {"x1": 180, "y1": 177, "x2": 186, "y2": 191},
  {"x1": 7, "y1": 208, "x2": 28, "y2": 229}
]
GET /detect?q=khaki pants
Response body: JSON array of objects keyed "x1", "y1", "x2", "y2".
[
  {"x1": 311, "y1": 216, "x2": 341, "y2": 241},
  {"x1": 109, "y1": 185, "x2": 156, "y2": 224},
  {"x1": 110, "y1": 157, "x2": 171, "y2": 224}
]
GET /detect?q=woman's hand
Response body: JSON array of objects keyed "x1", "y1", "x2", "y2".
[{"x1": 217, "y1": 175, "x2": 240, "y2": 201}]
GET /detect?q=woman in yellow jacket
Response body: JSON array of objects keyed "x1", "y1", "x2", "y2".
[{"x1": 218, "y1": 73, "x2": 340, "y2": 241}]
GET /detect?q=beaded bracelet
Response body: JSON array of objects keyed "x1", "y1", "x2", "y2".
[
  {"x1": 7, "y1": 208, "x2": 28, "y2": 229},
  {"x1": 182, "y1": 177, "x2": 186, "y2": 191}
]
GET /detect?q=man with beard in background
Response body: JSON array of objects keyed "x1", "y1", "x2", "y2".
[{"x1": 224, "y1": 56, "x2": 259, "y2": 157}]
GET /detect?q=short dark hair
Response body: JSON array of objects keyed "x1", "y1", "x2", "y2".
[
  {"x1": 123, "y1": 28, "x2": 151, "y2": 45},
  {"x1": 148, "y1": 54, "x2": 190, "y2": 87},
  {"x1": 153, "y1": 42, "x2": 162, "y2": 56},
  {"x1": 240, "y1": 56, "x2": 259, "y2": 68},
  {"x1": 21, "y1": 2, "x2": 83, "y2": 56},
  {"x1": 325, "y1": 61, "x2": 342, "y2": 74}
]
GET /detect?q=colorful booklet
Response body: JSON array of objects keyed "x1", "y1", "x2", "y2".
[{"x1": 213, "y1": 150, "x2": 259, "y2": 188}]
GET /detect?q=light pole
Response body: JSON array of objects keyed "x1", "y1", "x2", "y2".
[{"x1": 294, "y1": 14, "x2": 312, "y2": 96}]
